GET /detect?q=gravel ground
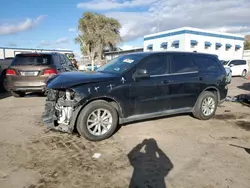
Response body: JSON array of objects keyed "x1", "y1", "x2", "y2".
[{"x1": 0, "y1": 77, "x2": 250, "y2": 188}]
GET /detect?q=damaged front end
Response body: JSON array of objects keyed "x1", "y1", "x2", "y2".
[{"x1": 42, "y1": 88, "x2": 81, "y2": 133}]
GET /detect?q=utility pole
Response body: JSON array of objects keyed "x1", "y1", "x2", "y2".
[{"x1": 157, "y1": 13, "x2": 160, "y2": 33}]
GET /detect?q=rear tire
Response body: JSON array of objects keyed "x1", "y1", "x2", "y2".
[
  {"x1": 0, "y1": 71, "x2": 7, "y2": 92},
  {"x1": 192, "y1": 91, "x2": 218, "y2": 120},
  {"x1": 76, "y1": 100, "x2": 118, "y2": 141},
  {"x1": 242, "y1": 70, "x2": 247, "y2": 78},
  {"x1": 11, "y1": 91, "x2": 25, "y2": 98}
]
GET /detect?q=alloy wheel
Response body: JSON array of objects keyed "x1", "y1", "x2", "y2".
[
  {"x1": 201, "y1": 97, "x2": 215, "y2": 116},
  {"x1": 86, "y1": 108, "x2": 113, "y2": 136}
]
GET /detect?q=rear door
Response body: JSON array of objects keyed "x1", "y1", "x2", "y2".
[
  {"x1": 167, "y1": 54, "x2": 202, "y2": 109},
  {"x1": 130, "y1": 54, "x2": 171, "y2": 115},
  {"x1": 238, "y1": 60, "x2": 248, "y2": 74}
]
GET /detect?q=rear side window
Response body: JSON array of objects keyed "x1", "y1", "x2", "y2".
[
  {"x1": 12, "y1": 54, "x2": 52, "y2": 66},
  {"x1": 59, "y1": 54, "x2": 67, "y2": 66},
  {"x1": 194, "y1": 56, "x2": 220, "y2": 71},
  {"x1": 238, "y1": 60, "x2": 247, "y2": 65},
  {"x1": 52, "y1": 54, "x2": 61, "y2": 67},
  {"x1": 171, "y1": 55, "x2": 198, "y2": 74}
]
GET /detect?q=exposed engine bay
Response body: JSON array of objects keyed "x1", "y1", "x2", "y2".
[{"x1": 42, "y1": 89, "x2": 80, "y2": 133}]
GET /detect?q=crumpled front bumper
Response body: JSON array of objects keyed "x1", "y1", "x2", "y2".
[{"x1": 41, "y1": 89, "x2": 81, "y2": 133}]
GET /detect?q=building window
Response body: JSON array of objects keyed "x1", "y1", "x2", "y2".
[
  {"x1": 225, "y1": 44, "x2": 232, "y2": 51},
  {"x1": 204, "y1": 41, "x2": 212, "y2": 49},
  {"x1": 190, "y1": 40, "x2": 198, "y2": 48},
  {"x1": 147, "y1": 44, "x2": 153, "y2": 51},
  {"x1": 235, "y1": 45, "x2": 241, "y2": 51},
  {"x1": 215, "y1": 42, "x2": 222, "y2": 50},
  {"x1": 161, "y1": 42, "x2": 168, "y2": 49},
  {"x1": 172, "y1": 40, "x2": 179, "y2": 48}
]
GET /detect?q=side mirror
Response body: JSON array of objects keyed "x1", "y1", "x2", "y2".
[
  {"x1": 135, "y1": 69, "x2": 149, "y2": 79},
  {"x1": 230, "y1": 64, "x2": 234, "y2": 67}
]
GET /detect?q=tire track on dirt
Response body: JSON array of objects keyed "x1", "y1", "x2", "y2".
[{"x1": 15, "y1": 133, "x2": 131, "y2": 188}]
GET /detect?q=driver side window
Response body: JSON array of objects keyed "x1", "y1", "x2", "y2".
[{"x1": 138, "y1": 55, "x2": 169, "y2": 76}]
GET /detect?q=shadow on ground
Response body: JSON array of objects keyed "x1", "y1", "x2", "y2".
[
  {"x1": 235, "y1": 121, "x2": 250, "y2": 131},
  {"x1": 237, "y1": 82, "x2": 250, "y2": 92},
  {"x1": 128, "y1": 138, "x2": 173, "y2": 188},
  {"x1": 0, "y1": 91, "x2": 45, "y2": 100},
  {"x1": 230, "y1": 144, "x2": 250, "y2": 156},
  {"x1": 0, "y1": 91, "x2": 11, "y2": 100}
]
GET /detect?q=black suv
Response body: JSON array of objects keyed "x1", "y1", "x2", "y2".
[{"x1": 42, "y1": 52, "x2": 228, "y2": 141}]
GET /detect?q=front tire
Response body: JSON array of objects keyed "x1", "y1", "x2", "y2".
[
  {"x1": 11, "y1": 91, "x2": 25, "y2": 98},
  {"x1": 242, "y1": 70, "x2": 247, "y2": 78},
  {"x1": 76, "y1": 100, "x2": 118, "y2": 141},
  {"x1": 193, "y1": 91, "x2": 217, "y2": 120}
]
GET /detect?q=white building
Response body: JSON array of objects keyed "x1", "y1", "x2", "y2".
[
  {"x1": 144, "y1": 27, "x2": 244, "y2": 60},
  {"x1": 0, "y1": 47, "x2": 73, "y2": 59},
  {"x1": 243, "y1": 50, "x2": 250, "y2": 63}
]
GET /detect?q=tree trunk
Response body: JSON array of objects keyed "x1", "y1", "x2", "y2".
[{"x1": 91, "y1": 58, "x2": 95, "y2": 71}]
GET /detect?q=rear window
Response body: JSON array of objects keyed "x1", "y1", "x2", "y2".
[
  {"x1": 194, "y1": 56, "x2": 221, "y2": 71},
  {"x1": 12, "y1": 54, "x2": 52, "y2": 66}
]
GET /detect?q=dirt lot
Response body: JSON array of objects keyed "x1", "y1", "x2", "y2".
[{"x1": 0, "y1": 77, "x2": 250, "y2": 188}]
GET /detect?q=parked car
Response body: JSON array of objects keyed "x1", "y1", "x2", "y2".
[
  {"x1": 5, "y1": 52, "x2": 78, "y2": 97},
  {"x1": 0, "y1": 57, "x2": 14, "y2": 91},
  {"x1": 42, "y1": 51, "x2": 228, "y2": 141},
  {"x1": 221, "y1": 59, "x2": 248, "y2": 77},
  {"x1": 78, "y1": 63, "x2": 98, "y2": 71},
  {"x1": 86, "y1": 63, "x2": 98, "y2": 71}
]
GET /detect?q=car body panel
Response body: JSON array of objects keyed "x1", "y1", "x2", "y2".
[{"x1": 46, "y1": 71, "x2": 118, "y2": 89}]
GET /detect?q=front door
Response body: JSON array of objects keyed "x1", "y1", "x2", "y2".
[
  {"x1": 129, "y1": 54, "x2": 171, "y2": 115},
  {"x1": 168, "y1": 54, "x2": 202, "y2": 109}
]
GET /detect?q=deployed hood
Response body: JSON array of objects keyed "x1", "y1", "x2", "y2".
[{"x1": 46, "y1": 71, "x2": 118, "y2": 89}]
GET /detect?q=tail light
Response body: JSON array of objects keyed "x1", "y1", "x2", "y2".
[
  {"x1": 6, "y1": 69, "x2": 16, "y2": 76},
  {"x1": 42, "y1": 68, "x2": 57, "y2": 75}
]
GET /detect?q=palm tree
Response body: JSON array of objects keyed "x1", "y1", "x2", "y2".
[{"x1": 75, "y1": 12, "x2": 121, "y2": 71}]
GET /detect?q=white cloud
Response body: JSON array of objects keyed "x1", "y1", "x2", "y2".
[
  {"x1": 6, "y1": 42, "x2": 18, "y2": 47},
  {"x1": 40, "y1": 40, "x2": 50, "y2": 46},
  {"x1": 77, "y1": 0, "x2": 157, "y2": 10},
  {"x1": 102, "y1": 0, "x2": 250, "y2": 41},
  {"x1": 68, "y1": 27, "x2": 77, "y2": 32},
  {"x1": 55, "y1": 37, "x2": 69, "y2": 44},
  {"x1": 0, "y1": 15, "x2": 46, "y2": 35},
  {"x1": 39, "y1": 37, "x2": 69, "y2": 47}
]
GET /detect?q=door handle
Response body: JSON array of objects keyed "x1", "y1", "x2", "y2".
[
  {"x1": 198, "y1": 76, "x2": 203, "y2": 81},
  {"x1": 162, "y1": 80, "x2": 172, "y2": 84}
]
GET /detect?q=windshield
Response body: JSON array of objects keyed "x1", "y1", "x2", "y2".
[
  {"x1": 12, "y1": 54, "x2": 52, "y2": 66},
  {"x1": 97, "y1": 54, "x2": 147, "y2": 74},
  {"x1": 220, "y1": 60, "x2": 229, "y2": 66}
]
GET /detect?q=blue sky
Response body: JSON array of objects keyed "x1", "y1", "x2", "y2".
[{"x1": 0, "y1": 0, "x2": 250, "y2": 57}]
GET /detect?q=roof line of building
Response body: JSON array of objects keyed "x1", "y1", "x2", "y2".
[
  {"x1": 104, "y1": 47, "x2": 143, "y2": 55},
  {"x1": 144, "y1": 28, "x2": 245, "y2": 41},
  {"x1": 0, "y1": 46, "x2": 73, "y2": 52}
]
